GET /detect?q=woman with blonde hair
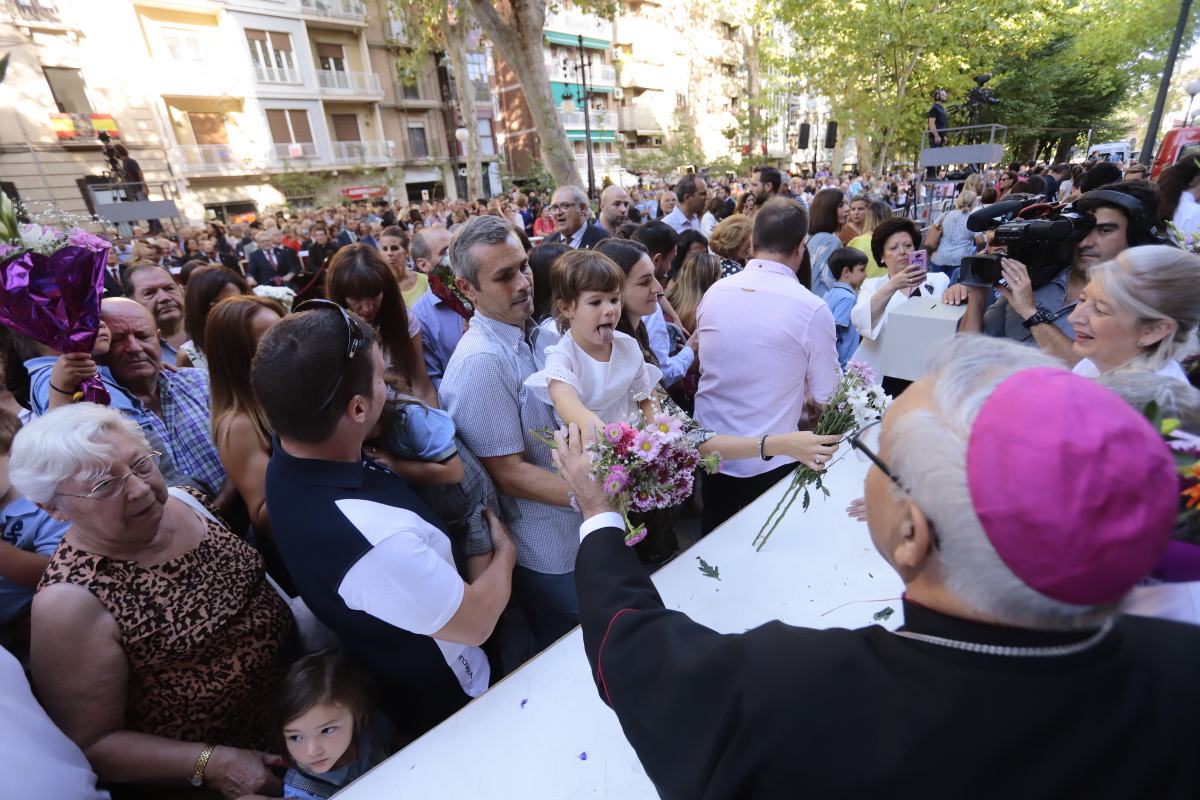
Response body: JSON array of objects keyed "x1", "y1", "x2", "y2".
[
  {"x1": 928, "y1": 189, "x2": 985, "y2": 275},
  {"x1": 1068, "y1": 246, "x2": 1200, "y2": 381},
  {"x1": 847, "y1": 201, "x2": 893, "y2": 278},
  {"x1": 667, "y1": 251, "x2": 722, "y2": 333},
  {"x1": 709, "y1": 214, "x2": 753, "y2": 278}
]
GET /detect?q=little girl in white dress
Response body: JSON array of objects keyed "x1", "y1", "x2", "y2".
[{"x1": 525, "y1": 249, "x2": 662, "y2": 437}]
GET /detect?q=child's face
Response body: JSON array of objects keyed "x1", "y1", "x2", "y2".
[
  {"x1": 564, "y1": 290, "x2": 622, "y2": 349},
  {"x1": 845, "y1": 263, "x2": 868, "y2": 290},
  {"x1": 93, "y1": 321, "x2": 112, "y2": 357},
  {"x1": 284, "y1": 701, "x2": 356, "y2": 775}
]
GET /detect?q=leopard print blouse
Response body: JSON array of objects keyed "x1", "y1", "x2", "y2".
[{"x1": 38, "y1": 497, "x2": 296, "y2": 751}]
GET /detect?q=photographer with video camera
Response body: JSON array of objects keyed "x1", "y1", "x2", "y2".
[{"x1": 951, "y1": 181, "x2": 1167, "y2": 365}]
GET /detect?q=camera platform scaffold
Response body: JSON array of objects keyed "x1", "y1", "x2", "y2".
[{"x1": 912, "y1": 123, "x2": 1008, "y2": 223}]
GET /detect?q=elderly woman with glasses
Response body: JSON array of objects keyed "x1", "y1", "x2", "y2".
[{"x1": 11, "y1": 404, "x2": 296, "y2": 799}]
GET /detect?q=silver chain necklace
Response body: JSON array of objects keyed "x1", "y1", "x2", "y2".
[{"x1": 891, "y1": 618, "x2": 1114, "y2": 658}]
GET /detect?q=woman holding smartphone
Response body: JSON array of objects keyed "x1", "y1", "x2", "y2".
[{"x1": 849, "y1": 217, "x2": 954, "y2": 395}]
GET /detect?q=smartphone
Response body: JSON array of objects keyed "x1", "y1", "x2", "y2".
[{"x1": 908, "y1": 249, "x2": 928, "y2": 271}]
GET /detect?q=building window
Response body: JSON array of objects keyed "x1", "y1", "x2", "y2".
[
  {"x1": 477, "y1": 118, "x2": 496, "y2": 156},
  {"x1": 316, "y1": 43, "x2": 346, "y2": 73},
  {"x1": 408, "y1": 124, "x2": 429, "y2": 158},
  {"x1": 160, "y1": 26, "x2": 209, "y2": 61},
  {"x1": 675, "y1": 92, "x2": 687, "y2": 110},
  {"x1": 266, "y1": 109, "x2": 314, "y2": 149},
  {"x1": 331, "y1": 113, "x2": 362, "y2": 142},
  {"x1": 43, "y1": 67, "x2": 92, "y2": 114},
  {"x1": 466, "y1": 51, "x2": 488, "y2": 84},
  {"x1": 401, "y1": 78, "x2": 420, "y2": 100},
  {"x1": 246, "y1": 30, "x2": 297, "y2": 81}
]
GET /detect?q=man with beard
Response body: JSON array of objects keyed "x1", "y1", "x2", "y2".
[
  {"x1": 662, "y1": 174, "x2": 709, "y2": 235},
  {"x1": 122, "y1": 264, "x2": 186, "y2": 366},
  {"x1": 953, "y1": 181, "x2": 1166, "y2": 364},
  {"x1": 750, "y1": 165, "x2": 784, "y2": 209},
  {"x1": 597, "y1": 185, "x2": 631, "y2": 235},
  {"x1": 441, "y1": 216, "x2": 581, "y2": 654},
  {"x1": 99, "y1": 297, "x2": 226, "y2": 496}
]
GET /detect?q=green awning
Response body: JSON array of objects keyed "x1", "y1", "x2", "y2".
[
  {"x1": 550, "y1": 81, "x2": 614, "y2": 105},
  {"x1": 545, "y1": 31, "x2": 609, "y2": 50},
  {"x1": 566, "y1": 130, "x2": 617, "y2": 142}
]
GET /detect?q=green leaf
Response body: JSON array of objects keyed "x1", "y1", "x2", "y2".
[
  {"x1": 0, "y1": 54, "x2": 8, "y2": 85},
  {"x1": 872, "y1": 606, "x2": 895, "y2": 622},
  {"x1": 820, "y1": 484, "x2": 831, "y2": 498},
  {"x1": 696, "y1": 556, "x2": 721, "y2": 581},
  {"x1": 801, "y1": 489, "x2": 811, "y2": 511}
]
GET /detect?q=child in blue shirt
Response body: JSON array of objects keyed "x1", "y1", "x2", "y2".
[
  {"x1": 364, "y1": 386, "x2": 516, "y2": 580},
  {"x1": 823, "y1": 247, "x2": 869, "y2": 368},
  {"x1": 0, "y1": 409, "x2": 69, "y2": 627}
]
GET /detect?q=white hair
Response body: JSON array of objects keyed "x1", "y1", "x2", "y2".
[
  {"x1": 553, "y1": 185, "x2": 589, "y2": 208},
  {"x1": 10, "y1": 403, "x2": 150, "y2": 506},
  {"x1": 1091, "y1": 245, "x2": 1200, "y2": 371},
  {"x1": 887, "y1": 335, "x2": 1121, "y2": 630}
]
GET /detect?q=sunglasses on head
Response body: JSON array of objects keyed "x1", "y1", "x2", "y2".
[{"x1": 293, "y1": 299, "x2": 366, "y2": 412}]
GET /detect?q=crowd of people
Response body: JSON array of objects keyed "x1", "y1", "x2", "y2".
[{"x1": 2, "y1": 147, "x2": 1200, "y2": 798}]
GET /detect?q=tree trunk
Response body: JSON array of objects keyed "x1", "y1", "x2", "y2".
[
  {"x1": 747, "y1": 24, "x2": 762, "y2": 153},
  {"x1": 466, "y1": 0, "x2": 582, "y2": 187},
  {"x1": 852, "y1": 118, "x2": 874, "y2": 175},
  {"x1": 445, "y1": 5, "x2": 485, "y2": 200}
]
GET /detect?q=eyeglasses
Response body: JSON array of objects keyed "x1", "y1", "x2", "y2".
[
  {"x1": 848, "y1": 420, "x2": 903, "y2": 490},
  {"x1": 60, "y1": 451, "x2": 162, "y2": 500},
  {"x1": 294, "y1": 299, "x2": 366, "y2": 411},
  {"x1": 546, "y1": 204, "x2": 580, "y2": 214}
]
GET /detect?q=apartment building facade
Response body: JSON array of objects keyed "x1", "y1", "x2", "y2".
[{"x1": 1, "y1": 0, "x2": 500, "y2": 224}]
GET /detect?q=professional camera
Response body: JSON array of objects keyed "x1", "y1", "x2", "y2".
[
  {"x1": 961, "y1": 196, "x2": 1095, "y2": 288},
  {"x1": 967, "y1": 74, "x2": 1001, "y2": 108}
]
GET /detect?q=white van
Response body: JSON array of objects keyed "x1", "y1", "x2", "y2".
[{"x1": 1087, "y1": 141, "x2": 1135, "y2": 164}]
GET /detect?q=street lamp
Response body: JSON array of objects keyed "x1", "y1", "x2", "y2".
[
  {"x1": 1187, "y1": 79, "x2": 1200, "y2": 126},
  {"x1": 559, "y1": 34, "x2": 596, "y2": 200}
]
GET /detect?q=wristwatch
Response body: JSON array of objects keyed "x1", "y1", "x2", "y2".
[
  {"x1": 190, "y1": 744, "x2": 216, "y2": 787},
  {"x1": 1021, "y1": 307, "x2": 1057, "y2": 330}
]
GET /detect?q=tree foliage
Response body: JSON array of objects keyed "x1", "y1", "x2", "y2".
[
  {"x1": 772, "y1": 0, "x2": 1194, "y2": 170},
  {"x1": 992, "y1": 0, "x2": 1198, "y2": 162},
  {"x1": 621, "y1": 111, "x2": 708, "y2": 179}
]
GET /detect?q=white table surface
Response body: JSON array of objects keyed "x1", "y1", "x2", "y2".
[{"x1": 338, "y1": 447, "x2": 904, "y2": 798}]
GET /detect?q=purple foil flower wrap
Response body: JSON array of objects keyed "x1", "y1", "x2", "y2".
[{"x1": 0, "y1": 244, "x2": 110, "y2": 404}]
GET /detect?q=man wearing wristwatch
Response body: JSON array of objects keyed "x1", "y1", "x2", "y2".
[{"x1": 950, "y1": 182, "x2": 1161, "y2": 365}]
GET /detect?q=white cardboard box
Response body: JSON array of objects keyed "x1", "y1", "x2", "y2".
[{"x1": 881, "y1": 296, "x2": 967, "y2": 381}]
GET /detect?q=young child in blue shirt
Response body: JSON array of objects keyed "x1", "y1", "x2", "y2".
[
  {"x1": 0, "y1": 409, "x2": 69, "y2": 628},
  {"x1": 364, "y1": 385, "x2": 515, "y2": 580},
  {"x1": 823, "y1": 247, "x2": 870, "y2": 368}
]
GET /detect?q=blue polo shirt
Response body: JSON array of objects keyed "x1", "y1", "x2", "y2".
[
  {"x1": 824, "y1": 281, "x2": 861, "y2": 367},
  {"x1": 0, "y1": 497, "x2": 69, "y2": 624}
]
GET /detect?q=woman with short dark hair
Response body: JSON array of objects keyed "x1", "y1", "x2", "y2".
[{"x1": 851, "y1": 216, "x2": 952, "y2": 394}]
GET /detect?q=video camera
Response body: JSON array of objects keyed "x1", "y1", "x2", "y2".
[{"x1": 960, "y1": 196, "x2": 1095, "y2": 288}]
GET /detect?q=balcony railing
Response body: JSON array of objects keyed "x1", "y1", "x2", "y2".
[
  {"x1": 175, "y1": 144, "x2": 261, "y2": 176},
  {"x1": 559, "y1": 109, "x2": 618, "y2": 130},
  {"x1": 254, "y1": 64, "x2": 303, "y2": 84},
  {"x1": 591, "y1": 63, "x2": 616, "y2": 84},
  {"x1": 576, "y1": 151, "x2": 621, "y2": 168},
  {"x1": 299, "y1": 0, "x2": 366, "y2": 23},
  {"x1": 332, "y1": 140, "x2": 394, "y2": 164},
  {"x1": 271, "y1": 142, "x2": 319, "y2": 161},
  {"x1": 545, "y1": 9, "x2": 610, "y2": 38},
  {"x1": 316, "y1": 69, "x2": 384, "y2": 97},
  {"x1": 618, "y1": 106, "x2": 662, "y2": 133}
]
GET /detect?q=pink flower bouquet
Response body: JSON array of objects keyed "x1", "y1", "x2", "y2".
[{"x1": 591, "y1": 412, "x2": 720, "y2": 546}]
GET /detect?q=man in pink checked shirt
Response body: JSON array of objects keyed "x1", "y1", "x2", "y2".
[{"x1": 693, "y1": 197, "x2": 842, "y2": 533}]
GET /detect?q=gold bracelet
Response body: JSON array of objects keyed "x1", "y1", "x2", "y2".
[{"x1": 190, "y1": 744, "x2": 216, "y2": 788}]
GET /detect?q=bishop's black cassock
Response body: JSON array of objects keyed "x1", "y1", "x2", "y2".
[{"x1": 576, "y1": 522, "x2": 1200, "y2": 799}]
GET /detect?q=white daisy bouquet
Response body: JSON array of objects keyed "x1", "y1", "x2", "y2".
[{"x1": 753, "y1": 360, "x2": 890, "y2": 551}]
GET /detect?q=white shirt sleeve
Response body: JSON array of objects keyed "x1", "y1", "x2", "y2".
[
  {"x1": 337, "y1": 515, "x2": 466, "y2": 636},
  {"x1": 580, "y1": 511, "x2": 626, "y2": 541},
  {"x1": 851, "y1": 277, "x2": 887, "y2": 340}
]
